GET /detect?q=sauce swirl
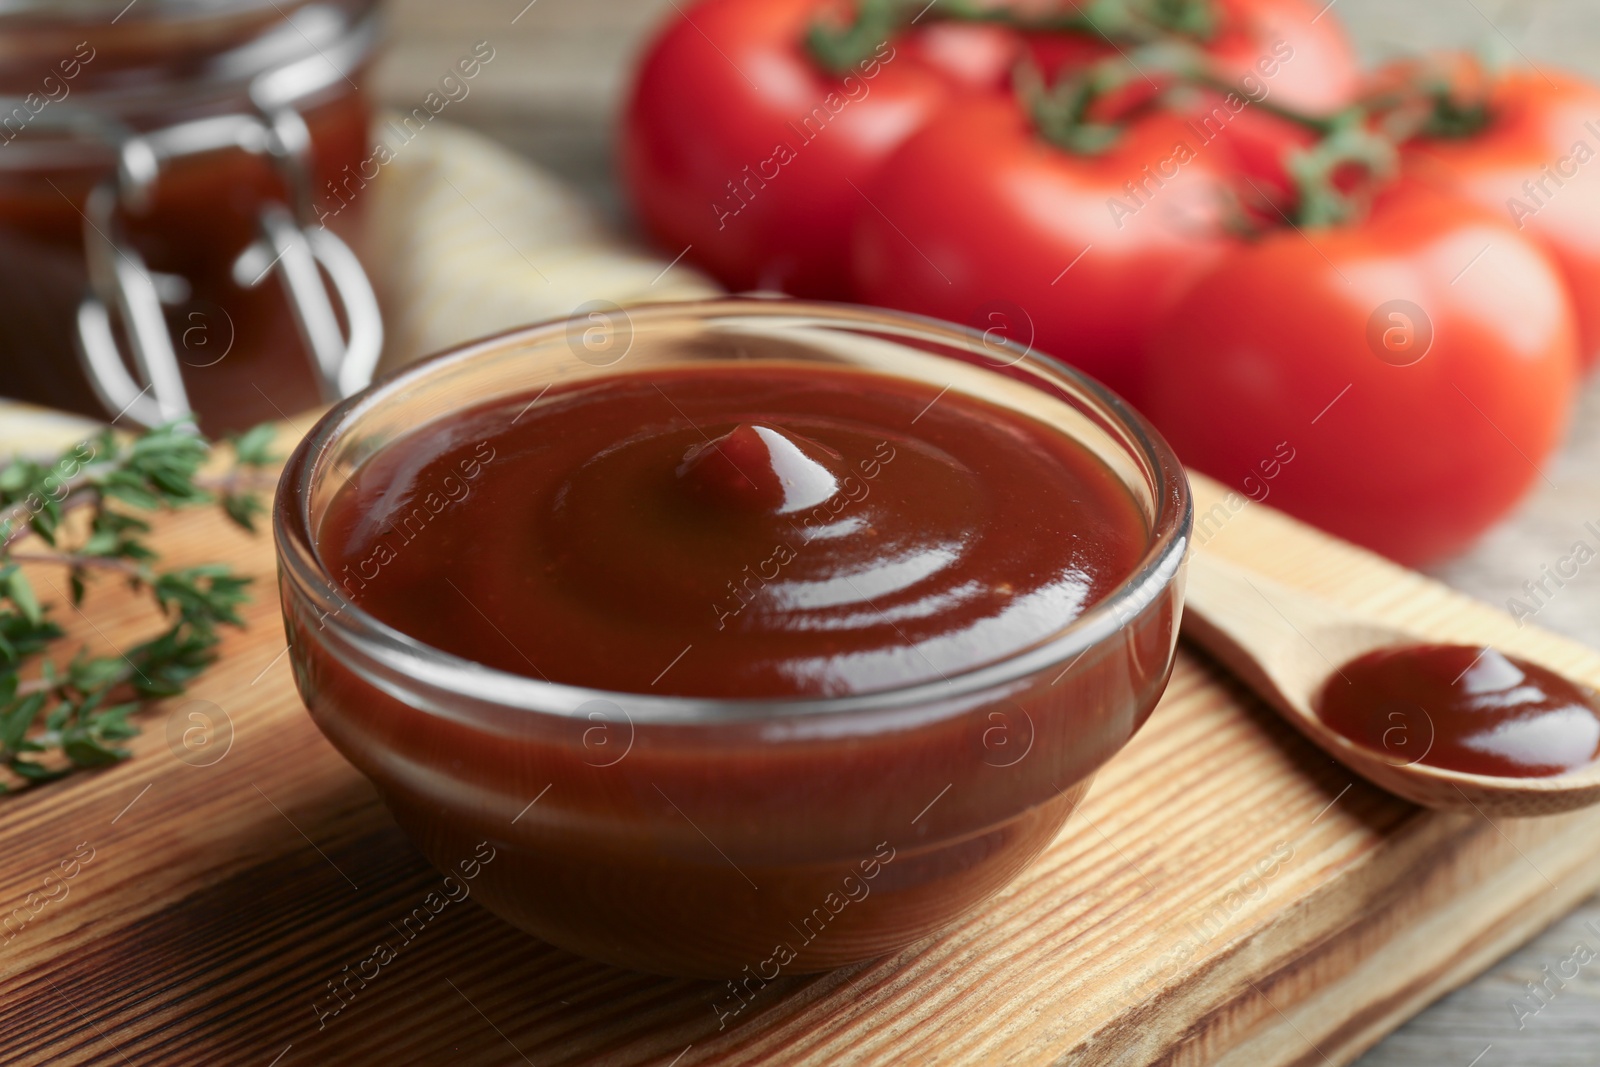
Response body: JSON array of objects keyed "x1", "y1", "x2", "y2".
[{"x1": 318, "y1": 363, "x2": 1147, "y2": 698}]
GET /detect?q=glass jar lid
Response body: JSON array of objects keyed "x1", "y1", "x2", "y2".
[{"x1": 0, "y1": 0, "x2": 380, "y2": 156}]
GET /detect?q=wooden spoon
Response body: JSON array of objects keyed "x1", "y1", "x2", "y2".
[{"x1": 1181, "y1": 550, "x2": 1600, "y2": 817}]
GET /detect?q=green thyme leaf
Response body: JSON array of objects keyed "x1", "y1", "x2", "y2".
[{"x1": 0, "y1": 419, "x2": 275, "y2": 793}]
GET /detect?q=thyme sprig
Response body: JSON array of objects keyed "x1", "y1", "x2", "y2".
[{"x1": 0, "y1": 419, "x2": 275, "y2": 793}]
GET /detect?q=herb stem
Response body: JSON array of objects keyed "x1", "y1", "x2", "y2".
[
  {"x1": 0, "y1": 485, "x2": 96, "y2": 550},
  {"x1": 8, "y1": 552, "x2": 146, "y2": 578}
]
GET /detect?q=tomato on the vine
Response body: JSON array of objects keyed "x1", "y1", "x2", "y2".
[
  {"x1": 622, "y1": 0, "x2": 976, "y2": 298},
  {"x1": 1401, "y1": 66, "x2": 1600, "y2": 366},
  {"x1": 1142, "y1": 180, "x2": 1579, "y2": 565},
  {"x1": 849, "y1": 94, "x2": 1238, "y2": 403}
]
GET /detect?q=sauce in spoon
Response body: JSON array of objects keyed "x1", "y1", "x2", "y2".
[{"x1": 1317, "y1": 644, "x2": 1600, "y2": 778}]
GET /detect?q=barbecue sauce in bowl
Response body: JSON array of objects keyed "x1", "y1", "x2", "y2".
[{"x1": 277, "y1": 302, "x2": 1191, "y2": 977}]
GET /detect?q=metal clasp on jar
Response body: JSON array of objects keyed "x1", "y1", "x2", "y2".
[{"x1": 75, "y1": 106, "x2": 382, "y2": 429}]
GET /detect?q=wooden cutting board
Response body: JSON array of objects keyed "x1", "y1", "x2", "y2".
[{"x1": 3, "y1": 466, "x2": 1600, "y2": 1067}]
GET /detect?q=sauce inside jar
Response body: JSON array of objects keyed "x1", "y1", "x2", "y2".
[
  {"x1": 317, "y1": 362, "x2": 1148, "y2": 697},
  {"x1": 1317, "y1": 644, "x2": 1600, "y2": 777}
]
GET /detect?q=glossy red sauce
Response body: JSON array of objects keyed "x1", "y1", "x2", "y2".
[
  {"x1": 1317, "y1": 644, "x2": 1600, "y2": 778},
  {"x1": 317, "y1": 363, "x2": 1148, "y2": 698}
]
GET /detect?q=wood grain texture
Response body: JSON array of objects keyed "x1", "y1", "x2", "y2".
[{"x1": 2, "y1": 466, "x2": 1599, "y2": 1065}]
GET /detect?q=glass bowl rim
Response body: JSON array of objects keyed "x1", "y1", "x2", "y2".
[{"x1": 273, "y1": 297, "x2": 1192, "y2": 726}]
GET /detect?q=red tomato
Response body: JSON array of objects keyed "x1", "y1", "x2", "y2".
[
  {"x1": 622, "y1": 0, "x2": 961, "y2": 298},
  {"x1": 1193, "y1": 95, "x2": 1317, "y2": 215},
  {"x1": 1205, "y1": 0, "x2": 1358, "y2": 112},
  {"x1": 900, "y1": 21, "x2": 1022, "y2": 92},
  {"x1": 1143, "y1": 181, "x2": 1579, "y2": 565},
  {"x1": 1403, "y1": 67, "x2": 1600, "y2": 366},
  {"x1": 850, "y1": 95, "x2": 1236, "y2": 403}
]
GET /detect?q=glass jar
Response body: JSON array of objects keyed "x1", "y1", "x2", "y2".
[{"x1": 0, "y1": 0, "x2": 384, "y2": 433}]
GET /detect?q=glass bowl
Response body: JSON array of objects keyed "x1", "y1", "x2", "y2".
[{"x1": 274, "y1": 298, "x2": 1191, "y2": 979}]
